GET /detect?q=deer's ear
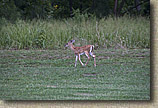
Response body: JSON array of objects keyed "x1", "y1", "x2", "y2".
[{"x1": 71, "y1": 40, "x2": 75, "y2": 43}]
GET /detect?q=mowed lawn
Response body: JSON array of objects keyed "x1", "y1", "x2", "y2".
[{"x1": 0, "y1": 49, "x2": 150, "y2": 100}]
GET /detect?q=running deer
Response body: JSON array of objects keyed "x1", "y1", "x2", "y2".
[{"x1": 65, "y1": 40, "x2": 96, "y2": 67}]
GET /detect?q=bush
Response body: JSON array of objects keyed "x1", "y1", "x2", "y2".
[{"x1": 0, "y1": 0, "x2": 21, "y2": 22}]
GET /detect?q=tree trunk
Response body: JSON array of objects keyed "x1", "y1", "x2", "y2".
[
  {"x1": 80, "y1": 0, "x2": 82, "y2": 13},
  {"x1": 114, "y1": 0, "x2": 118, "y2": 17},
  {"x1": 69, "y1": 0, "x2": 72, "y2": 17},
  {"x1": 92, "y1": 0, "x2": 95, "y2": 13}
]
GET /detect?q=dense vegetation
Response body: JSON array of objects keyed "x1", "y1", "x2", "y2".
[
  {"x1": 0, "y1": 0, "x2": 150, "y2": 49},
  {"x1": 0, "y1": 15, "x2": 149, "y2": 49},
  {"x1": 0, "y1": 0, "x2": 150, "y2": 21}
]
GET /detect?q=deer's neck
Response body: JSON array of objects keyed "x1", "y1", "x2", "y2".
[{"x1": 70, "y1": 44, "x2": 76, "y2": 51}]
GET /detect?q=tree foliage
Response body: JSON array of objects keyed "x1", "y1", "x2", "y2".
[{"x1": 0, "y1": 0, "x2": 150, "y2": 21}]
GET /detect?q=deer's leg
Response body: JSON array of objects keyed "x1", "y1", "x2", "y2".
[
  {"x1": 75, "y1": 55, "x2": 78, "y2": 67},
  {"x1": 90, "y1": 52, "x2": 96, "y2": 67},
  {"x1": 78, "y1": 54, "x2": 84, "y2": 66},
  {"x1": 85, "y1": 51, "x2": 90, "y2": 66},
  {"x1": 94, "y1": 56, "x2": 96, "y2": 67}
]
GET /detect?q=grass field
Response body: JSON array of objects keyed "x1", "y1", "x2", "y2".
[{"x1": 0, "y1": 49, "x2": 150, "y2": 100}]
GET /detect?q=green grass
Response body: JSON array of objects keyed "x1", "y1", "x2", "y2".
[
  {"x1": 0, "y1": 16, "x2": 150, "y2": 49},
  {"x1": 0, "y1": 49, "x2": 150, "y2": 100}
]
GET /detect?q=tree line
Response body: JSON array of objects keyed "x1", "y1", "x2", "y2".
[{"x1": 0, "y1": 0, "x2": 150, "y2": 21}]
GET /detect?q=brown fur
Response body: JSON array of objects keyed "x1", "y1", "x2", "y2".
[{"x1": 65, "y1": 40, "x2": 96, "y2": 67}]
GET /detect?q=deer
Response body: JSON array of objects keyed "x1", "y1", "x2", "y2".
[{"x1": 65, "y1": 40, "x2": 96, "y2": 67}]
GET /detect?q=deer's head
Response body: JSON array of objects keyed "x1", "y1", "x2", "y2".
[{"x1": 65, "y1": 40, "x2": 75, "y2": 47}]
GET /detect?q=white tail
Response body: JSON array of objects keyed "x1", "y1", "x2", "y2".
[{"x1": 65, "y1": 40, "x2": 96, "y2": 67}]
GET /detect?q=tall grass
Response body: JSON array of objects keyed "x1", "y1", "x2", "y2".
[{"x1": 0, "y1": 15, "x2": 150, "y2": 49}]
